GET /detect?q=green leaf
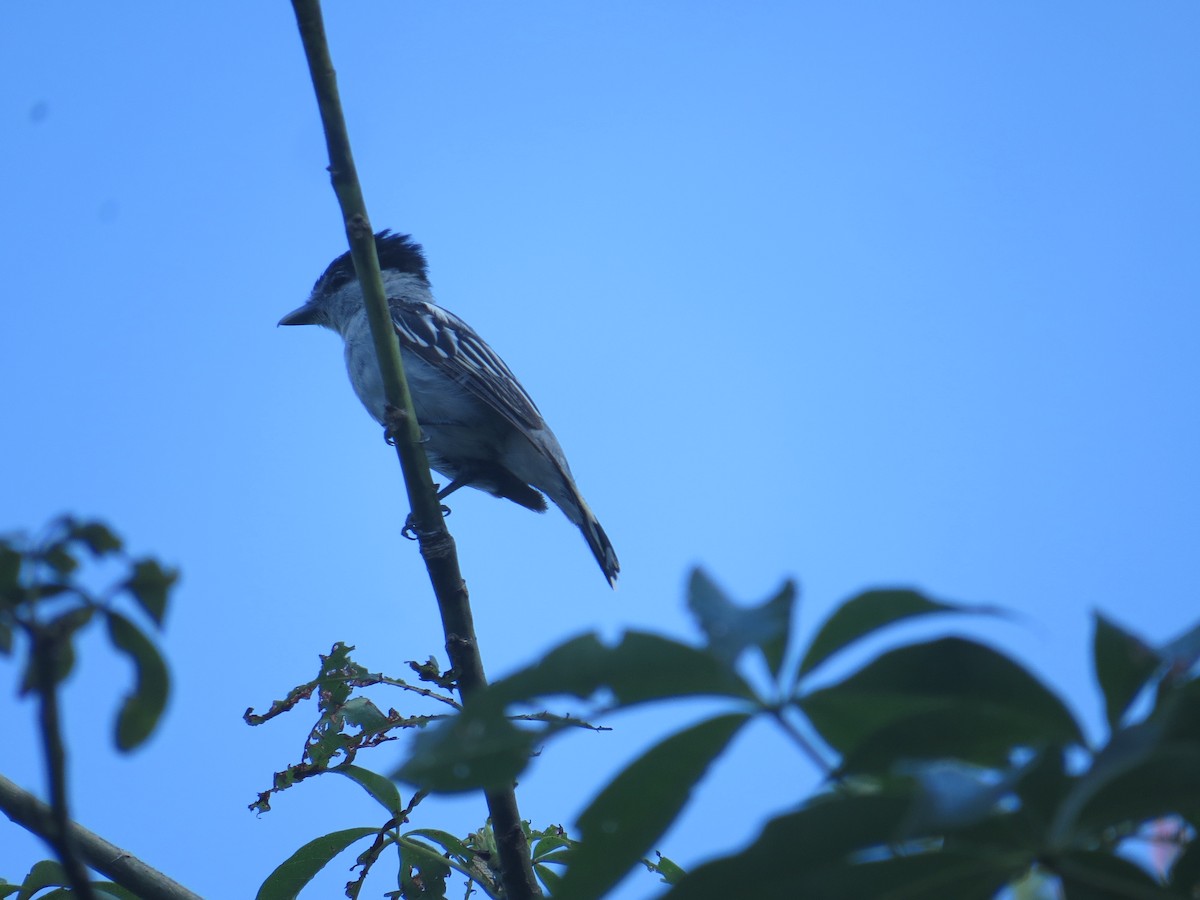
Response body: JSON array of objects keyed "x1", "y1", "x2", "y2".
[
  {"x1": 555, "y1": 713, "x2": 749, "y2": 900},
  {"x1": 406, "y1": 829, "x2": 471, "y2": 860},
  {"x1": 1056, "y1": 850, "x2": 1166, "y2": 899},
  {"x1": 489, "y1": 630, "x2": 756, "y2": 709},
  {"x1": 68, "y1": 520, "x2": 123, "y2": 556},
  {"x1": 1093, "y1": 613, "x2": 1159, "y2": 730},
  {"x1": 0, "y1": 545, "x2": 21, "y2": 596},
  {"x1": 123, "y1": 558, "x2": 177, "y2": 627},
  {"x1": 1069, "y1": 742, "x2": 1200, "y2": 838},
  {"x1": 0, "y1": 884, "x2": 17, "y2": 899},
  {"x1": 92, "y1": 884, "x2": 140, "y2": 900},
  {"x1": 0, "y1": 620, "x2": 12, "y2": 655},
  {"x1": 19, "y1": 608, "x2": 93, "y2": 694},
  {"x1": 661, "y1": 792, "x2": 915, "y2": 899},
  {"x1": 686, "y1": 569, "x2": 794, "y2": 677},
  {"x1": 644, "y1": 852, "x2": 686, "y2": 885},
  {"x1": 255, "y1": 827, "x2": 379, "y2": 900},
  {"x1": 333, "y1": 765, "x2": 402, "y2": 816},
  {"x1": 105, "y1": 610, "x2": 169, "y2": 751},
  {"x1": 16, "y1": 860, "x2": 67, "y2": 900},
  {"x1": 339, "y1": 696, "x2": 389, "y2": 732},
  {"x1": 1168, "y1": 829, "x2": 1200, "y2": 896},
  {"x1": 394, "y1": 704, "x2": 537, "y2": 792},
  {"x1": 797, "y1": 589, "x2": 999, "y2": 680},
  {"x1": 41, "y1": 542, "x2": 78, "y2": 576},
  {"x1": 798, "y1": 637, "x2": 1084, "y2": 765},
  {"x1": 396, "y1": 837, "x2": 453, "y2": 878}
]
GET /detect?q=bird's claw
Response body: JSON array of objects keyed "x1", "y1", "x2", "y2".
[{"x1": 401, "y1": 505, "x2": 452, "y2": 540}]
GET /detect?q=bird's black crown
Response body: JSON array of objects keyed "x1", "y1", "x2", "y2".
[{"x1": 313, "y1": 230, "x2": 430, "y2": 296}]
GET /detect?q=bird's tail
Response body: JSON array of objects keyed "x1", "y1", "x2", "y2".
[{"x1": 554, "y1": 481, "x2": 620, "y2": 588}]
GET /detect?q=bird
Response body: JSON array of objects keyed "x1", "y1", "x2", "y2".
[{"x1": 279, "y1": 231, "x2": 619, "y2": 587}]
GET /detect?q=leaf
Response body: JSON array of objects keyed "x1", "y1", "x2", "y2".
[
  {"x1": 333, "y1": 765, "x2": 402, "y2": 816},
  {"x1": 661, "y1": 792, "x2": 914, "y2": 899},
  {"x1": 396, "y1": 837, "x2": 453, "y2": 877},
  {"x1": 555, "y1": 713, "x2": 749, "y2": 900},
  {"x1": 798, "y1": 637, "x2": 1084, "y2": 765},
  {"x1": 92, "y1": 884, "x2": 140, "y2": 900},
  {"x1": 0, "y1": 545, "x2": 21, "y2": 597},
  {"x1": 123, "y1": 558, "x2": 178, "y2": 627},
  {"x1": 1056, "y1": 850, "x2": 1166, "y2": 899},
  {"x1": 105, "y1": 611, "x2": 169, "y2": 751},
  {"x1": 1159, "y1": 619, "x2": 1200, "y2": 678},
  {"x1": 394, "y1": 704, "x2": 537, "y2": 792},
  {"x1": 797, "y1": 589, "x2": 998, "y2": 679},
  {"x1": 68, "y1": 520, "x2": 123, "y2": 556},
  {"x1": 686, "y1": 569, "x2": 794, "y2": 677},
  {"x1": 41, "y1": 542, "x2": 78, "y2": 576},
  {"x1": 339, "y1": 697, "x2": 390, "y2": 732},
  {"x1": 489, "y1": 631, "x2": 756, "y2": 709},
  {"x1": 796, "y1": 852, "x2": 1019, "y2": 900},
  {"x1": 1168, "y1": 830, "x2": 1200, "y2": 896},
  {"x1": 1093, "y1": 613, "x2": 1159, "y2": 730},
  {"x1": 406, "y1": 828, "x2": 471, "y2": 860},
  {"x1": 19, "y1": 608, "x2": 93, "y2": 694},
  {"x1": 1069, "y1": 742, "x2": 1200, "y2": 838},
  {"x1": 644, "y1": 852, "x2": 686, "y2": 885},
  {"x1": 255, "y1": 827, "x2": 379, "y2": 900},
  {"x1": 16, "y1": 860, "x2": 67, "y2": 900}
]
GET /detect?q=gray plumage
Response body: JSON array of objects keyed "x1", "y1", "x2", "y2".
[{"x1": 280, "y1": 231, "x2": 619, "y2": 587}]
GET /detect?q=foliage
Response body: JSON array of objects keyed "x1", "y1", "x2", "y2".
[
  {"x1": 0, "y1": 516, "x2": 176, "y2": 748},
  {"x1": 383, "y1": 571, "x2": 1200, "y2": 899},
  {"x1": 0, "y1": 516, "x2": 179, "y2": 898}
]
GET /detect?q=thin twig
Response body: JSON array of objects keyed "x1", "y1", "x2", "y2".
[{"x1": 32, "y1": 627, "x2": 97, "y2": 900}]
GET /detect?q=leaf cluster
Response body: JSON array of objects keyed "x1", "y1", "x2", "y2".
[
  {"x1": 393, "y1": 571, "x2": 1200, "y2": 899},
  {"x1": 0, "y1": 516, "x2": 177, "y2": 752}
]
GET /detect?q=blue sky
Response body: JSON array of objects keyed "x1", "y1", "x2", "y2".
[{"x1": 3, "y1": 3, "x2": 1198, "y2": 897}]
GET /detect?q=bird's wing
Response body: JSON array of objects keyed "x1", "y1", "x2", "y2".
[{"x1": 392, "y1": 299, "x2": 545, "y2": 432}]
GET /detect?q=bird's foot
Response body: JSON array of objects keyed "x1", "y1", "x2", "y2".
[
  {"x1": 383, "y1": 404, "x2": 409, "y2": 446},
  {"x1": 401, "y1": 504, "x2": 452, "y2": 540}
]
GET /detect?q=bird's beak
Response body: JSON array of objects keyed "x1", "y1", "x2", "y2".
[{"x1": 278, "y1": 302, "x2": 322, "y2": 327}]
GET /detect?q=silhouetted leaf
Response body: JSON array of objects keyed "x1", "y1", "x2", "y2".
[
  {"x1": 68, "y1": 520, "x2": 123, "y2": 556},
  {"x1": 41, "y1": 542, "x2": 78, "y2": 576},
  {"x1": 19, "y1": 608, "x2": 92, "y2": 694},
  {"x1": 686, "y1": 569, "x2": 794, "y2": 677},
  {"x1": 1069, "y1": 742, "x2": 1200, "y2": 838},
  {"x1": 334, "y1": 765, "x2": 402, "y2": 816},
  {"x1": 124, "y1": 558, "x2": 177, "y2": 627},
  {"x1": 1093, "y1": 613, "x2": 1159, "y2": 730},
  {"x1": 0, "y1": 545, "x2": 21, "y2": 597},
  {"x1": 256, "y1": 827, "x2": 379, "y2": 900},
  {"x1": 663, "y1": 792, "x2": 914, "y2": 899},
  {"x1": 394, "y1": 703, "x2": 536, "y2": 792},
  {"x1": 489, "y1": 631, "x2": 755, "y2": 709},
  {"x1": 1056, "y1": 850, "x2": 1166, "y2": 899},
  {"x1": 1159, "y1": 620, "x2": 1200, "y2": 678},
  {"x1": 1168, "y1": 832, "x2": 1200, "y2": 896},
  {"x1": 799, "y1": 637, "x2": 1084, "y2": 762},
  {"x1": 556, "y1": 713, "x2": 749, "y2": 900},
  {"x1": 105, "y1": 611, "x2": 169, "y2": 751},
  {"x1": 798, "y1": 589, "x2": 998, "y2": 679}
]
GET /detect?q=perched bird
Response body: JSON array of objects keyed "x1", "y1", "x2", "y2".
[{"x1": 279, "y1": 231, "x2": 619, "y2": 586}]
